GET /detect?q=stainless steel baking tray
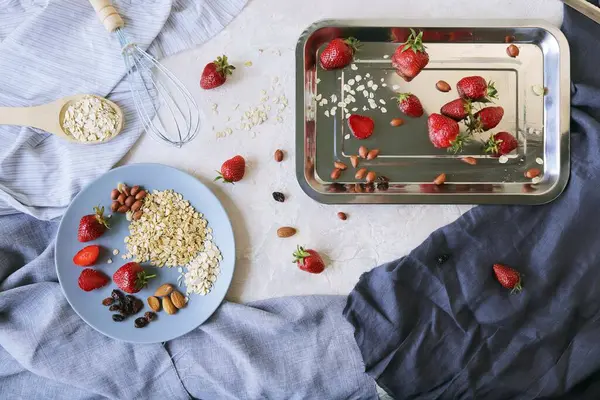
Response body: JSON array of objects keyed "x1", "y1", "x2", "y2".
[{"x1": 295, "y1": 20, "x2": 570, "y2": 204}]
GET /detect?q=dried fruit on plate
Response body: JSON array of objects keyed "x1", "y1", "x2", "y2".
[
  {"x1": 484, "y1": 132, "x2": 518, "y2": 157},
  {"x1": 395, "y1": 93, "x2": 424, "y2": 118},
  {"x1": 78, "y1": 268, "x2": 109, "y2": 292},
  {"x1": 292, "y1": 245, "x2": 325, "y2": 274},
  {"x1": 456, "y1": 76, "x2": 498, "y2": 101},
  {"x1": 319, "y1": 37, "x2": 361, "y2": 70},
  {"x1": 391, "y1": 29, "x2": 429, "y2": 82},
  {"x1": 200, "y1": 55, "x2": 235, "y2": 90},
  {"x1": 493, "y1": 263, "x2": 522, "y2": 293},
  {"x1": 440, "y1": 98, "x2": 471, "y2": 121},
  {"x1": 215, "y1": 155, "x2": 246, "y2": 183},
  {"x1": 77, "y1": 206, "x2": 109, "y2": 242},
  {"x1": 112, "y1": 262, "x2": 156, "y2": 294},
  {"x1": 348, "y1": 115, "x2": 375, "y2": 139},
  {"x1": 73, "y1": 245, "x2": 101, "y2": 266}
]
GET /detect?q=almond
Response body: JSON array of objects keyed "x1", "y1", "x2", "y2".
[
  {"x1": 337, "y1": 212, "x2": 347, "y2": 221},
  {"x1": 507, "y1": 44, "x2": 519, "y2": 58},
  {"x1": 147, "y1": 296, "x2": 161, "y2": 312},
  {"x1": 390, "y1": 118, "x2": 404, "y2": 127},
  {"x1": 162, "y1": 296, "x2": 177, "y2": 315},
  {"x1": 117, "y1": 193, "x2": 126, "y2": 205},
  {"x1": 436, "y1": 80, "x2": 451, "y2": 92},
  {"x1": 130, "y1": 185, "x2": 141, "y2": 196},
  {"x1": 366, "y1": 171, "x2": 377, "y2": 183},
  {"x1": 434, "y1": 173, "x2": 447, "y2": 185},
  {"x1": 350, "y1": 155, "x2": 359, "y2": 168},
  {"x1": 131, "y1": 200, "x2": 142, "y2": 212},
  {"x1": 525, "y1": 168, "x2": 541, "y2": 179},
  {"x1": 330, "y1": 168, "x2": 341, "y2": 180},
  {"x1": 366, "y1": 149, "x2": 380, "y2": 160},
  {"x1": 170, "y1": 290, "x2": 187, "y2": 309},
  {"x1": 277, "y1": 227, "x2": 297, "y2": 238},
  {"x1": 117, "y1": 205, "x2": 129, "y2": 213},
  {"x1": 274, "y1": 149, "x2": 284, "y2": 162},
  {"x1": 461, "y1": 157, "x2": 477, "y2": 165},
  {"x1": 135, "y1": 190, "x2": 147, "y2": 200},
  {"x1": 154, "y1": 283, "x2": 174, "y2": 297},
  {"x1": 124, "y1": 196, "x2": 136, "y2": 207},
  {"x1": 111, "y1": 201, "x2": 120, "y2": 212},
  {"x1": 505, "y1": 35, "x2": 515, "y2": 43},
  {"x1": 355, "y1": 168, "x2": 367, "y2": 179},
  {"x1": 354, "y1": 183, "x2": 364, "y2": 193},
  {"x1": 111, "y1": 189, "x2": 120, "y2": 200},
  {"x1": 358, "y1": 146, "x2": 368, "y2": 159},
  {"x1": 133, "y1": 210, "x2": 143, "y2": 220},
  {"x1": 334, "y1": 161, "x2": 348, "y2": 170}
]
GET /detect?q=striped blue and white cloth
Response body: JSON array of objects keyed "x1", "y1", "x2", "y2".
[{"x1": 0, "y1": 0, "x2": 246, "y2": 220}]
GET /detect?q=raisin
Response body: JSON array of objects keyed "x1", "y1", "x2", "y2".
[
  {"x1": 134, "y1": 317, "x2": 148, "y2": 328},
  {"x1": 102, "y1": 298, "x2": 114, "y2": 306},
  {"x1": 112, "y1": 314, "x2": 125, "y2": 322},
  {"x1": 111, "y1": 290, "x2": 124, "y2": 302},
  {"x1": 109, "y1": 304, "x2": 121, "y2": 312},
  {"x1": 132, "y1": 299, "x2": 144, "y2": 314},
  {"x1": 144, "y1": 311, "x2": 157, "y2": 322},
  {"x1": 272, "y1": 192, "x2": 285, "y2": 202},
  {"x1": 436, "y1": 254, "x2": 450, "y2": 265},
  {"x1": 376, "y1": 176, "x2": 390, "y2": 191}
]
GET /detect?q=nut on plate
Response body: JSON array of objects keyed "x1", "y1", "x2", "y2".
[
  {"x1": 162, "y1": 296, "x2": 177, "y2": 315},
  {"x1": 117, "y1": 193, "x2": 126, "y2": 205},
  {"x1": 390, "y1": 118, "x2": 404, "y2": 127},
  {"x1": 330, "y1": 168, "x2": 341, "y2": 180},
  {"x1": 334, "y1": 161, "x2": 348, "y2": 170},
  {"x1": 154, "y1": 283, "x2": 174, "y2": 297},
  {"x1": 147, "y1": 296, "x2": 161, "y2": 312},
  {"x1": 111, "y1": 189, "x2": 120, "y2": 200},
  {"x1": 436, "y1": 80, "x2": 451, "y2": 92},
  {"x1": 366, "y1": 149, "x2": 380, "y2": 160},
  {"x1": 135, "y1": 190, "x2": 147, "y2": 200},
  {"x1": 365, "y1": 171, "x2": 377, "y2": 183},
  {"x1": 350, "y1": 155, "x2": 359, "y2": 168},
  {"x1": 132, "y1": 210, "x2": 143, "y2": 220},
  {"x1": 274, "y1": 149, "x2": 284, "y2": 162},
  {"x1": 117, "y1": 205, "x2": 129, "y2": 213},
  {"x1": 355, "y1": 168, "x2": 367, "y2": 180},
  {"x1": 434, "y1": 173, "x2": 447, "y2": 185},
  {"x1": 130, "y1": 185, "x2": 140, "y2": 196},
  {"x1": 277, "y1": 227, "x2": 297, "y2": 238},
  {"x1": 170, "y1": 290, "x2": 187, "y2": 309},
  {"x1": 358, "y1": 146, "x2": 368, "y2": 159},
  {"x1": 125, "y1": 196, "x2": 136, "y2": 207},
  {"x1": 337, "y1": 212, "x2": 347, "y2": 221}
]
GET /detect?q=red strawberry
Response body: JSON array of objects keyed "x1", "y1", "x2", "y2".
[
  {"x1": 200, "y1": 55, "x2": 235, "y2": 90},
  {"x1": 427, "y1": 113, "x2": 461, "y2": 149},
  {"x1": 493, "y1": 264, "x2": 522, "y2": 292},
  {"x1": 440, "y1": 98, "x2": 471, "y2": 121},
  {"x1": 484, "y1": 131, "x2": 518, "y2": 157},
  {"x1": 348, "y1": 115, "x2": 375, "y2": 139},
  {"x1": 73, "y1": 245, "x2": 101, "y2": 267},
  {"x1": 471, "y1": 106, "x2": 504, "y2": 132},
  {"x1": 292, "y1": 246, "x2": 325, "y2": 274},
  {"x1": 457, "y1": 76, "x2": 498, "y2": 101},
  {"x1": 78, "y1": 268, "x2": 109, "y2": 292},
  {"x1": 113, "y1": 262, "x2": 156, "y2": 294},
  {"x1": 215, "y1": 155, "x2": 246, "y2": 183},
  {"x1": 78, "y1": 206, "x2": 109, "y2": 242},
  {"x1": 319, "y1": 37, "x2": 361, "y2": 70},
  {"x1": 391, "y1": 29, "x2": 429, "y2": 82},
  {"x1": 395, "y1": 93, "x2": 424, "y2": 118}
]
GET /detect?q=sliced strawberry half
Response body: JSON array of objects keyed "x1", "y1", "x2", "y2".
[
  {"x1": 73, "y1": 245, "x2": 101, "y2": 267},
  {"x1": 348, "y1": 115, "x2": 375, "y2": 140}
]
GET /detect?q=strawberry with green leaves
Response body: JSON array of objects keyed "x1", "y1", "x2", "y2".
[
  {"x1": 470, "y1": 106, "x2": 504, "y2": 132},
  {"x1": 215, "y1": 155, "x2": 246, "y2": 183},
  {"x1": 427, "y1": 113, "x2": 466, "y2": 153},
  {"x1": 113, "y1": 262, "x2": 156, "y2": 294},
  {"x1": 484, "y1": 132, "x2": 518, "y2": 157},
  {"x1": 457, "y1": 76, "x2": 498, "y2": 101},
  {"x1": 493, "y1": 264, "x2": 522, "y2": 293},
  {"x1": 78, "y1": 206, "x2": 109, "y2": 242},
  {"x1": 292, "y1": 246, "x2": 325, "y2": 274},
  {"x1": 391, "y1": 29, "x2": 429, "y2": 82},
  {"x1": 441, "y1": 98, "x2": 471, "y2": 121},
  {"x1": 395, "y1": 93, "x2": 424, "y2": 118},
  {"x1": 200, "y1": 55, "x2": 235, "y2": 90},
  {"x1": 320, "y1": 37, "x2": 361, "y2": 70}
]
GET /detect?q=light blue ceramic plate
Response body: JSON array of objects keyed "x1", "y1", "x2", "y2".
[{"x1": 55, "y1": 163, "x2": 235, "y2": 343}]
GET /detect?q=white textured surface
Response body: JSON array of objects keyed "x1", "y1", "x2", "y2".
[{"x1": 121, "y1": 0, "x2": 564, "y2": 302}]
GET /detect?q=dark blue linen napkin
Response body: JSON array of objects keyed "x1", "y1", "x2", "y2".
[{"x1": 344, "y1": 3, "x2": 600, "y2": 399}]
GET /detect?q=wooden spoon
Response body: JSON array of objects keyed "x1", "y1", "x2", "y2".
[{"x1": 0, "y1": 94, "x2": 124, "y2": 144}]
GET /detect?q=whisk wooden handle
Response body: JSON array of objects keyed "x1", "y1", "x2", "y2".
[{"x1": 89, "y1": 0, "x2": 124, "y2": 32}]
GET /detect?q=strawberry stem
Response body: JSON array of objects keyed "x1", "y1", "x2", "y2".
[
  {"x1": 93, "y1": 206, "x2": 110, "y2": 229},
  {"x1": 292, "y1": 245, "x2": 311, "y2": 266},
  {"x1": 401, "y1": 28, "x2": 427, "y2": 53},
  {"x1": 343, "y1": 37, "x2": 362, "y2": 54},
  {"x1": 135, "y1": 271, "x2": 156, "y2": 290},
  {"x1": 214, "y1": 55, "x2": 236, "y2": 76}
]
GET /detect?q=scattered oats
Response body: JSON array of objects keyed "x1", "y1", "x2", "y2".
[
  {"x1": 380, "y1": 78, "x2": 385, "y2": 82},
  {"x1": 365, "y1": 73, "x2": 371, "y2": 78},
  {"x1": 372, "y1": 84, "x2": 379, "y2": 91},
  {"x1": 331, "y1": 94, "x2": 338, "y2": 102},
  {"x1": 369, "y1": 92, "x2": 375, "y2": 99},
  {"x1": 356, "y1": 85, "x2": 365, "y2": 91},
  {"x1": 211, "y1": 103, "x2": 218, "y2": 113},
  {"x1": 107, "y1": 259, "x2": 113, "y2": 264},
  {"x1": 498, "y1": 155, "x2": 509, "y2": 164},
  {"x1": 351, "y1": 107, "x2": 358, "y2": 112},
  {"x1": 344, "y1": 134, "x2": 350, "y2": 140},
  {"x1": 350, "y1": 64, "x2": 358, "y2": 70},
  {"x1": 321, "y1": 99, "x2": 329, "y2": 105},
  {"x1": 338, "y1": 77, "x2": 342, "y2": 80},
  {"x1": 367, "y1": 80, "x2": 373, "y2": 88},
  {"x1": 244, "y1": 61, "x2": 253, "y2": 67},
  {"x1": 315, "y1": 94, "x2": 322, "y2": 101},
  {"x1": 324, "y1": 110, "x2": 330, "y2": 117},
  {"x1": 349, "y1": 89, "x2": 356, "y2": 95},
  {"x1": 536, "y1": 157, "x2": 544, "y2": 165},
  {"x1": 331, "y1": 107, "x2": 337, "y2": 115},
  {"x1": 112, "y1": 249, "x2": 119, "y2": 256},
  {"x1": 362, "y1": 106, "x2": 368, "y2": 111},
  {"x1": 369, "y1": 101, "x2": 378, "y2": 109},
  {"x1": 343, "y1": 84, "x2": 351, "y2": 92},
  {"x1": 363, "y1": 90, "x2": 369, "y2": 98},
  {"x1": 337, "y1": 102, "x2": 345, "y2": 108},
  {"x1": 261, "y1": 90, "x2": 267, "y2": 95},
  {"x1": 121, "y1": 255, "x2": 127, "y2": 259},
  {"x1": 532, "y1": 176, "x2": 542, "y2": 184},
  {"x1": 233, "y1": 104, "x2": 240, "y2": 111},
  {"x1": 392, "y1": 84, "x2": 401, "y2": 91},
  {"x1": 532, "y1": 85, "x2": 547, "y2": 96},
  {"x1": 527, "y1": 127, "x2": 535, "y2": 134},
  {"x1": 345, "y1": 114, "x2": 351, "y2": 119},
  {"x1": 316, "y1": 78, "x2": 321, "y2": 84},
  {"x1": 182, "y1": 241, "x2": 222, "y2": 296},
  {"x1": 355, "y1": 75, "x2": 362, "y2": 82},
  {"x1": 383, "y1": 55, "x2": 390, "y2": 59},
  {"x1": 379, "y1": 99, "x2": 386, "y2": 105},
  {"x1": 277, "y1": 116, "x2": 283, "y2": 123},
  {"x1": 348, "y1": 79, "x2": 355, "y2": 85},
  {"x1": 381, "y1": 107, "x2": 387, "y2": 113},
  {"x1": 382, "y1": 83, "x2": 387, "y2": 87}
]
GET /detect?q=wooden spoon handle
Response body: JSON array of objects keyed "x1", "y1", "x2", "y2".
[
  {"x1": 89, "y1": 0, "x2": 124, "y2": 32},
  {"x1": 0, "y1": 104, "x2": 61, "y2": 135}
]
